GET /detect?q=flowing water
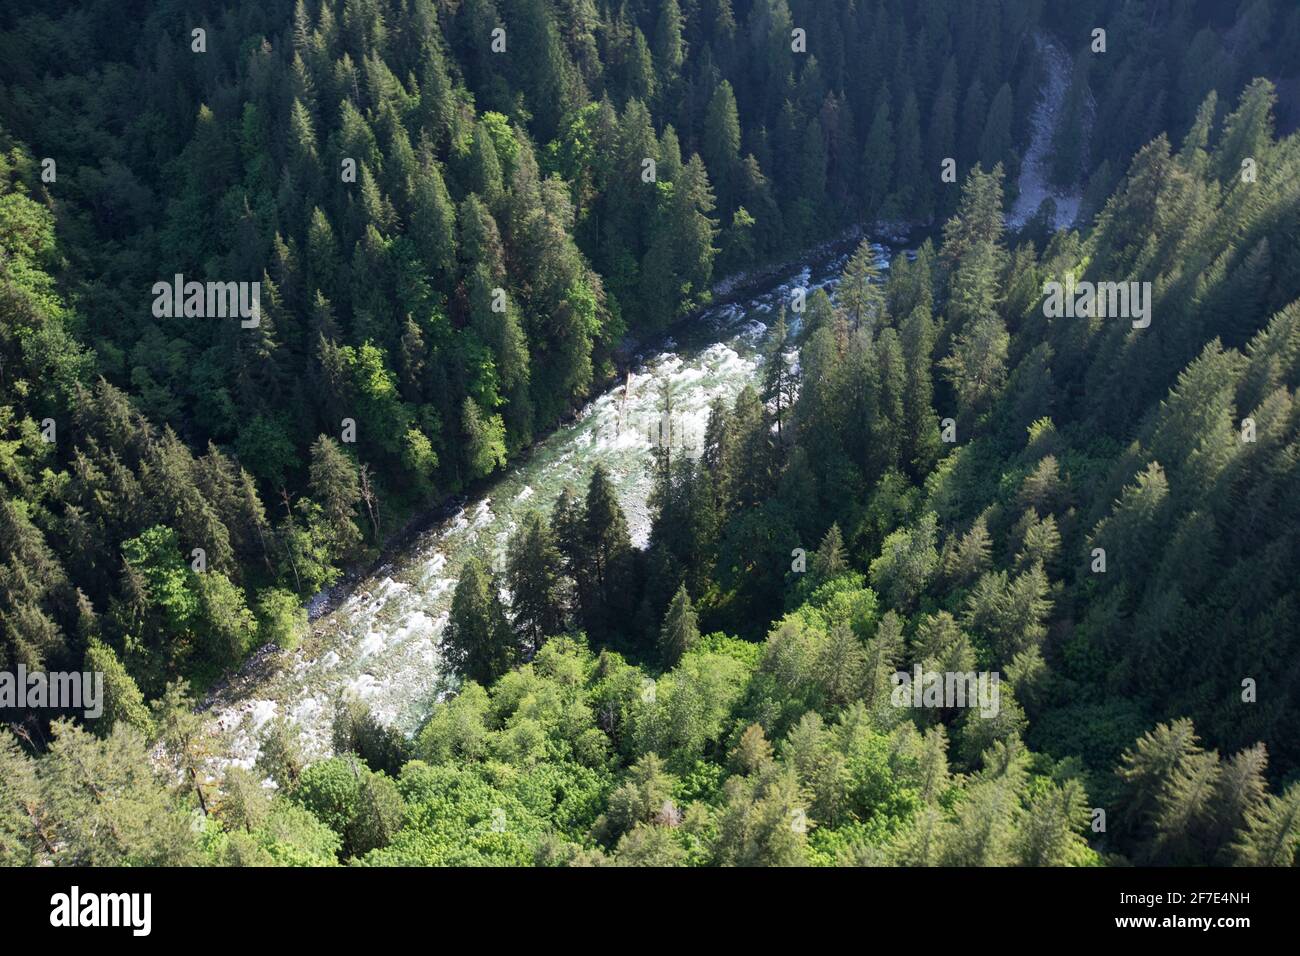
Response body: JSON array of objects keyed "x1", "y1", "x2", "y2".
[
  {"x1": 208, "y1": 242, "x2": 895, "y2": 768},
  {"x1": 1009, "y1": 31, "x2": 1089, "y2": 230}
]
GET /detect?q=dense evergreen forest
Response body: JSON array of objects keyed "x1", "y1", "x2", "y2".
[{"x1": 2, "y1": 0, "x2": 1300, "y2": 867}]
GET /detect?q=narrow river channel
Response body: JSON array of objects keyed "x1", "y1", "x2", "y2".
[{"x1": 207, "y1": 240, "x2": 896, "y2": 767}]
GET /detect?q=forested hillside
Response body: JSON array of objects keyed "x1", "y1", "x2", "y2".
[{"x1": 2, "y1": 0, "x2": 1300, "y2": 868}]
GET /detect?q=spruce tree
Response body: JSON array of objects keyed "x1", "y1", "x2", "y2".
[
  {"x1": 582, "y1": 465, "x2": 634, "y2": 640},
  {"x1": 658, "y1": 583, "x2": 699, "y2": 666},
  {"x1": 308, "y1": 435, "x2": 363, "y2": 559},
  {"x1": 506, "y1": 511, "x2": 567, "y2": 651},
  {"x1": 1230, "y1": 782, "x2": 1300, "y2": 866},
  {"x1": 839, "y1": 239, "x2": 885, "y2": 332},
  {"x1": 861, "y1": 88, "x2": 894, "y2": 222},
  {"x1": 810, "y1": 522, "x2": 848, "y2": 583},
  {"x1": 703, "y1": 80, "x2": 742, "y2": 212},
  {"x1": 443, "y1": 555, "x2": 518, "y2": 685}
]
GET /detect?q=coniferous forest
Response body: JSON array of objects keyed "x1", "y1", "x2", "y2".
[{"x1": 2, "y1": 0, "x2": 1300, "y2": 884}]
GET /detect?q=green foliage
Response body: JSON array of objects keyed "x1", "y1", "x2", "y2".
[
  {"x1": 443, "y1": 556, "x2": 519, "y2": 685},
  {"x1": 84, "y1": 638, "x2": 153, "y2": 737},
  {"x1": 658, "y1": 584, "x2": 699, "y2": 667},
  {"x1": 255, "y1": 588, "x2": 308, "y2": 650},
  {"x1": 1, "y1": 0, "x2": 1298, "y2": 872}
]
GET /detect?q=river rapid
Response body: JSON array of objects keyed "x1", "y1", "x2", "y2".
[{"x1": 207, "y1": 240, "x2": 895, "y2": 768}]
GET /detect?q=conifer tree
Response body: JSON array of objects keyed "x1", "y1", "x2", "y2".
[
  {"x1": 807, "y1": 523, "x2": 846, "y2": 587},
  {"x1": 506, "y1": 511, "x2": 566, "y2": 651},
  {"x1": 443, "y1": 555, "x2": 518, "y2": 685},
  {"x1": 861, "y1": 88, "x2": 894, "y2": 222},
  {"x1": 308, "y1": 435, "x2": 363, "y2": 559},
  {"x1": 1016, "y1": 778, "x2": 1090, "y2": 866},
  {"x1": 582, "y1": 465, "x2": 634, "y2": 640},
  {"x1": 1230, "y1": 782, "x2": 1300, "y2": 867},
  {"x1": 839, "y1": 239, "x2": 885, "y2": 332},
  {"x1": 39, "y1": 720, "x2": 200, "y2": 865},
  {"x1": 762, "y1": 306, "x2": 796, "y2": 443},
  {"x1": 703, "y1": 80, "x2": 742, "y2": 213},
  {"x1": 658, "y1": 583, "x2": 699, "y2": 666}
]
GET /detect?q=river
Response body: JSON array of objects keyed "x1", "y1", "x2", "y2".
[
  {"x1": 1008, "y1": 30, "x2": 1088, "y2": 230},
  {"x1": 207, "y1": 240, "x2": 895, "y2": 767},
  {"x1": 206, "y1": 27, "x2": 1084, "y2": 770}
]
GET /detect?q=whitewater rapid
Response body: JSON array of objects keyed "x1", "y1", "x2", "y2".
[{"x1": 207, "y1": 244, "x2": 893, "y2": 767}]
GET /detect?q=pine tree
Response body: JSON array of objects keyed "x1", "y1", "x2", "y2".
[
  {"x1": 839, "y1": 239, "x2": 884, "y2": 332},
  {"x1": 443, "y1": 555, "x2": 518, "y2": 685},
  {"x1": 703, "y1": 80, "x2": 742, "y2": 213},
  {"x1": 815, "y1": 623, "x2": 867, "y2": 710},
  {"x1": 0, "y1": 730, "x2": 42, "y2": 865},
  {"x1": 653, "y1": 0, "x2": 685, "y2": 97},
  {"x1": 959, "y1": 79, "x2": 987, "y2": 172},
  {"x1": 979, "y1": 83, "x2": 1014, "y2": 174},
  {"x1": 505, "y1": 511, "x2": 566, "y2": 651},
  {"x1": 150, "y1": 680, "x2": 211, "y2": 815},
  {"x1": 658, "y1": 583, "x2": 699, "y2": 666},
  {"x1": 861, "y1": 611, "x2": 905, "y2": 711},
  {"x1": 461, "y1": 397, "x2": 507, "y2": 482},
  {"x1": 894, "y1": 89, "x2": 927, "y2": 219},
  {"x1": 889, "y1": 805, "x2": 950, "y2": 866},
  {"x1": 943, "y1": 514, "x2": 993, "y2": 586},
  {"x1": 928, "y1": 59, "x2": 959, "y2": 219},
  {"x1": 761, "y1": 306, "x2": 796, "y2": 443},
  {"x1": 1116, "y1": 719, "x2": 1203, "y2": 845},
  {"x1": 725, "y1": 385, "x2": 774, "y2": 511},
  {"x1": 941, "y1": 777, "x2": 1020, "y2": 866},
  {"x1": 626, "y1": 28, "x2": 656, "y2": 103},
  {"x1": 900, "y1": 305, "x2": 940, "y2": 476},
  {"x1": 1230, "y1": 782, "x2": 1300, "y2": 866},
  {"x1": 1214, "y1": 78, "x2": 1276, "y2": 185},
  {"x1": 308, "y1": 435, "x2": 363, "y2": 559},
  {"x1": 1146, "y1": 748, "x2": 1222, "y2": 865},
  {"x1": 255, "y1": 717, "x2": 306, "y2": 791},
  {"x1": 729, "y1": 722, "x2": 775, "y2": 776},
  {"x1": 551, "y1": 486, "x2": 590, "y2": 627},
  {"x1": 38, "y1": 720, "x2": 200, "y2": 865},
  {"x1": 810, "y1": 522, "x2": 848, "y2": 583},
  {"x1": 1206, "y1": 744, "x2": 1269, "y2": 863},
  {"x1": 1016, "y1": 778, "x2": 1091, "y2": 866},
  {"x1": 666, "y1": 154, "x2": 719, "y2": 316},
  {"x1": 874, "y1": 327, "x2": 906, "y2": 473},
  {"x1": 582, "y1": 465, "x2": 634, "y2": 639},
  {"x1": 409, "y1": 159, "x2": 457, "y2": 295},
  {"x1": 1050, "y1": 51, "x2": 1091, "y2": 187},
  {"x1": 869, "y1": 513, "x2": 939, "y2": 612},
  {"x1": 84, "y1": 638, "x2": 153, "y2": 736},
  {"x1": 467, "y1": 121, "x2": 504, "y2": 208},
  {"x1": 941, "y1": 315, "x2": 1009, "y2": 413},
  {"x1": 861, "y1": 88, "x2": 894, "y2": 222}
]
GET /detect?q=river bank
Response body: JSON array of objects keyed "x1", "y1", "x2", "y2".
[
  {"x1": 201, "y1": 233, "x2": 904, "y2": 767},
  {"x1": 245, "y1": 224, "x2": 901, "y2": 635}
]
